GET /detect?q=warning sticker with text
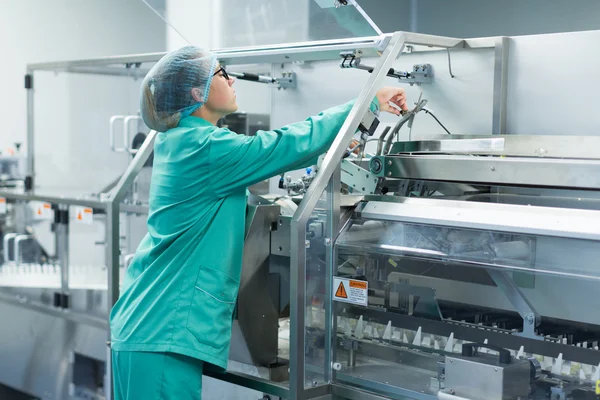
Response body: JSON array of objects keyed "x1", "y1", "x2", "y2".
[
  {"x1": 74, "y1": 207, "x2": 94, "y2": 224},
  {"x1": 333, "y1": 277, "x2": 368, "y2": 307},
  {"x1": 0, "y1": 197, "x2": 6, "y2": 214},
  {"x1": 33, "y1": 202, "x2": 53, "y2": 220}
]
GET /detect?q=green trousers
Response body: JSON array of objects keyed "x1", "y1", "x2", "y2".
[{"x1": 112, "y1": 350, "x2": 203, "y2": 399}]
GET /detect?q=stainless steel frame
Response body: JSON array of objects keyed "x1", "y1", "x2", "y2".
[
  {"x1": 290, "y1": 31, "x2": 495, "y2": 400},
  {"x1": 388, "y1": 134, "x2": 600, "y2": 159},
  {"x1": 372, "y1": 153, "x2": 600, "y2": 190},
  {"x1": 492, "y1": 37, "x2": 509, "y2": 134}
]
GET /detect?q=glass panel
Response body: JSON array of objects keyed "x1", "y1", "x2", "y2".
[
  {"x1": 142, "y1": 0, "x2": 381, "y2": 49},
  {"x1": 333, "y1": 217, "x2": 600, "y2": 399},
  {"x1": 337, "y1": 219, "x2": 600, "y2": 279},
  {"x1": 303, "y1": 177, "x2": 334, "y2": 389}
]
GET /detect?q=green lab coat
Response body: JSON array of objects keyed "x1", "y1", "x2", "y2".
[{"x1": 109, "y1": 98, "x2": 378, "y2": 370}]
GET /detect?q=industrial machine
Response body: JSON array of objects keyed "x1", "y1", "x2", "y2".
[{"x1": 2, "y1": 1, "x2": 600, "y2": 399}]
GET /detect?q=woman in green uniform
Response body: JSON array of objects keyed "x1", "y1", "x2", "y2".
[{"x1": 109, "y1": 45, "x2": 407, "y2": 399}]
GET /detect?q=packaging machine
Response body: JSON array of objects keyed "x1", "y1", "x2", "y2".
[{"x1": 2, "y1": 1, "x2": 600, "y2": 399}]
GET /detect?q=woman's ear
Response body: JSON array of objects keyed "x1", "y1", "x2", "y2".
[{"x1": 191, "y1": 88, "x2": 204, "y2": 103}]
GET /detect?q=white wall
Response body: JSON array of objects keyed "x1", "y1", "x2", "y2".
[{"x1": 0, "y1": 0, "x2": 166, "y2": 191}]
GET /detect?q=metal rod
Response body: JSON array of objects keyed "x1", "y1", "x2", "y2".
[
  {"x1": 26, "y1": 69, "x2": 34, "y2": 192},
  {"x1": 228, "y1": 71, "x2": 275, "y2": 84},
  {"x1": 26, "y1": 32, "x2": 478, "y2": 74},
  {"x1": 57, "y1": 206, "x2": 70, "y2": 297},
  {"x1": 487, "y1": 270, "x2": 541, "y2": 328},
  {"x1": 492, "y1": 37, "x2": 509, "y2": 134},
  {"x1": 105, "y1": 346, "x2": 113, "y2": 400},
  {"x1": 26, "y1": 37, "x2": 385, "y2": 71},
  {"x1": 290, "y1": 31, "x2": 407, "y2": 400},
  {"x1": 410, "y1": 0, "x2": 418, "y2": 33},
  {"x1": 348, "y1": 348, "x2": 357, "y2": 367},
  {"x1": 105, "y1": 202, "x2": 120, "y2": 309},
  {"x1": 109, "y1": 130, "x2": 157, "y2": 203},
  {"x1": 65, "y1": 66, "x2": 150, "y2": 78},
  {"x1": 324, "y1": 173, "x2": 341, "y2": 383}
]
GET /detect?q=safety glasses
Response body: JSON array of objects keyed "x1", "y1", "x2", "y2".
[{"x1": 213, "y1": 66, "x2": 230, "y2": 81}]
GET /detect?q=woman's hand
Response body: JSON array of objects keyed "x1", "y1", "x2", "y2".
[{"x1": 376, "y1": 87, "x2": 408, "y2": 116}]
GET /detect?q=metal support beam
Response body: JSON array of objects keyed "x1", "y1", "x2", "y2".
[
  {"x1": 487, "y1": 269, "x2": 541, "y2": 339},
  {"x1": 324, "y1": 172, "x2": 341, "y2": 383},
  {"x1": 65, "y1": 66, "x2": 150, "y2": 79},
  {"x1": 492, "y1": 37, "x2": 509, "y2": 134},
  {"x1": 57, "y1": 206, "x2": 70, "y2": 301},
  {"x1": 109, "y1": 130, "x2": 157, "y2": 204}
]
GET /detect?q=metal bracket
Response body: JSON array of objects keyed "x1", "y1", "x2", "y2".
[
  {"x1": 276, "y1": 72, "x2": 296, "y2": 90},
  {"x1": 487, "y1": 270, "x2": 543, "y2": 340},
  {"x1": 340, "y1": 53, "x2": 432, "y2": 86},
  {"x1": 341, "y1": 160, "x2": 379, "y2": 194},
  {"x1": 403, "y1": 64, "x2": 433, "y2": 86}
]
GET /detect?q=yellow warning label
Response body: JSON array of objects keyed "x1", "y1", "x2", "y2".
[
  {"x1": 33, "y1": 202, "x2": 53, "y2": 220},
  {"x1": 333, "y1": 277, "x2": 368, "y2": 306},
  {"x1": 350, "y1": 280, "x2": 367, "y2": 289},
  {"x1": 335, "y1": 282, "x2": 348, "y2": 299},
  {"x1": 74, "y1": 206, "x2": 93, "y2": 224},
  {"x1": 596, "y1": 380, "x2": 600, "y2": 395}
]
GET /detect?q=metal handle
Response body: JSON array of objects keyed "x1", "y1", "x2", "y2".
[
  {"x1": 461, "y1": 342, "x2": 512, "y2": 364},
  {"x1": 3, "y1": 233, "x2": 19, "y2": 263},
  {"x1": 124, "y1": 116, "x2": 142, "y2": 154},
  {"x1": 124, "y1": 254, "x2": 135, "y2": 269},
  {"x1": 14, "y1": 234, "x2": 34, "y2": 265},
  {"x1": 109, "y1": 116, "x2": 126, "y2": 152}
]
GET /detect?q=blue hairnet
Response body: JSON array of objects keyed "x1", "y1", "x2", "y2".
[{"x1": 140, "y1": 46, "x2": 218, "y2": 132}]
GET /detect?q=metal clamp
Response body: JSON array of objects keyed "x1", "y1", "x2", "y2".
[
  {"x1": 340, "y1": 53, "x2": 433, "y2": 86},
  {"x1": 276, "y1": 72, "x2": 296, "y2": 90}
]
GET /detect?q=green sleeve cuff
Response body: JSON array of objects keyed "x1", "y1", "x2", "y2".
[{"x1": 370, "y1": 96, "x2": 380, "y2": 116}]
